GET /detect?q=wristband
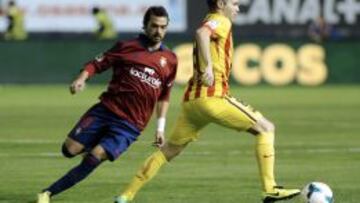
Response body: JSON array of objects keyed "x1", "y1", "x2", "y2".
[{"x1": 157, "y1": 117, "x2": 166, "y2": 132}]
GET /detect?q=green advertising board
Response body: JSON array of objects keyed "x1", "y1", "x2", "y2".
[{"x1": 0, "y1": 40, "x2": 359, "y2": 85}]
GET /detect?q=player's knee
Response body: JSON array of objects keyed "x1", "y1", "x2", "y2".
[
  {"x1": 90, "y1": 145, "x2": 109, "y2": 161},
  {"x1": 254, "y1": 118, "x2": 275, "y2": 134},
  {"x1": 61, "y1": 144, "x2": 76, "y2": 158},
  {"x1": 262, "y1": 119, "x2": 275, "y2": 133},
  {"x1": 62, "y1": 138, "x2": 85, "y2": 158},
  {"x1": 266, "y1": 121, "x2": 275, "y2": 133}
]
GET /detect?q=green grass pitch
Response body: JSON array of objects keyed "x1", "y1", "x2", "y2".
[{"x1": 0, "y1": 85, "x2": 359, "y2": 203}]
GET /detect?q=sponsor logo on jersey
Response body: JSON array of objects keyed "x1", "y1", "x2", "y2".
[
  {"x1": 130, "y1": 67, "x2": 161, "y2": 88},
  {"x1": 144, "y1": 67, "x2": 155, "y2": 75},
  {"x1": 205, "y1": 20, "x2": 220, "y2": 30}
]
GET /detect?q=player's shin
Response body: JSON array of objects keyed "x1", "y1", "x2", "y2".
[
  {"x1": 120, "y1": 150, "x2": 167, "y2": 200},
  {"x1": 255, "y1": 132, "x2": 277, "y2": 192},
  {"x1": 44, "y1": 153, "x2": 102, "y2": 196}
]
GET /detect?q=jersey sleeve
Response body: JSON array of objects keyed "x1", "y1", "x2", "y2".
[
  {"x1": 202, "y1": 15, "x2": 231, "y2": 39},
  {"x1": 83, "y1": 41, "x2": 123, "y2": 77},
  {"x1": 158, "y1": 57, "x2": 178, "y2": 101}
]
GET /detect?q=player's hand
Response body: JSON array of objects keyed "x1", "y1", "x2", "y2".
[
  {"x1": 153, "y1": 131, "x2": 165, "y2": 148},
  {"x1": 69, "y1": 79, "x2": 86, "y2": 95},
  {"x1": 201, "y1": 66, "x2": 214, "y2": 87}
]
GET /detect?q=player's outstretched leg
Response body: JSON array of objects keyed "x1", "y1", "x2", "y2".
[
  {"x1": 115, "y1": 143, "x2": 186, "y2": 202},
  {"x1": 36, "y1": 153, "x2": 103, "y2": 203},
  {"x1": 114, "y1": 150, "x2": 168, "y2": 202},
  {"x1": 254, "y1": 120, "x2": 300, "y2": 202}
]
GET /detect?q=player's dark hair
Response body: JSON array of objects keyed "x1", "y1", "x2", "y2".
[
  {"x1": 92, "y1": 7, "x2": 100, "y2": 15},
  {"x1": 8, "y1": 0, "x2": 15, "y2": 6},
  {"x1": 207, "y1": 0, "x2": 226, "y2": 11},
  {"x1": 207, "y1": 0, "x2": 217, "y2": 10},
  {"x1": 143, "y1": 6, "x2": 169, "y2": 27}
]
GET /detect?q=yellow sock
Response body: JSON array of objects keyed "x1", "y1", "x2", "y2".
[
  {"x1": 121, "y1": 150, "x2": 167, "y2": 200},
  {"x1": 256, "y1": 132, "x2": 277, "y2": 192}
]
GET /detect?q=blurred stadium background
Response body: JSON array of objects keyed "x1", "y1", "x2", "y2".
[{"x1": 0, "y1": 0, "x2": 359, "y2": 202}]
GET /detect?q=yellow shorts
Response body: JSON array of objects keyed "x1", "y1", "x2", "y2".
[{"x1": 168, "y1": 96, "x2": 264, "y2": 146}]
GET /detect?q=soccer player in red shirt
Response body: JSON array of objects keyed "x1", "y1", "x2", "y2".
[{"x1": 37, "y1": 6, "x2": 177, "y2": 203}]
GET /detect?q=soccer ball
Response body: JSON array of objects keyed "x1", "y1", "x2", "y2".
[{"x1": 301, "y1": 182, "x2": 334, "y2": 203}]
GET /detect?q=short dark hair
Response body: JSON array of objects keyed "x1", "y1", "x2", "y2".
[
  {"x1": 207, "y1": 0, "x2": 226, "y2": 11},
  {"x1": 92, "y1": 7, "x2": 100, "y2": 15},
  {"x1": 143, "y1": 6, "x2": 169, "y2": 27},
  {"x1": 207, "y1": 0, "x2": 218, "y2": 10},
  {"x1": 8, "y1": 0, "x2": 15, "y2": 6}
]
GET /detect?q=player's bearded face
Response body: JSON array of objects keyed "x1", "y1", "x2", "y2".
[{"x1": 144, "y1": 16, "x2": 168, "y2": 44}]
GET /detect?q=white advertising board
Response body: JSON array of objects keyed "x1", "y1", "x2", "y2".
[{"x1": 0, "y1": 0, "x2": 187, "y2": 32}]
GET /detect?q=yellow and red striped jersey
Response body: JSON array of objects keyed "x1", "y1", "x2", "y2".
[{"x1": 184, "y1": 12, "x2": 233, "y2": 102}]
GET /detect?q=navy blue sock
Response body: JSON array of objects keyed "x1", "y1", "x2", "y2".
[{"x1": 44, "y1": 154, "x2": 102, "y2": 196}]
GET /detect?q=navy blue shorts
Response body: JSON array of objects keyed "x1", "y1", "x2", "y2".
[{"x1": 68, "y1": 103, "x2": 140, "y2": 161}]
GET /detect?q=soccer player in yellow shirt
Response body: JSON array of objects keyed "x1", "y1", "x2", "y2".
[
  {"x1": 91, "y1": 6, "x2": 116, "y2": 40},
  {"x1": 4, "y1": 0, "x2": 27, "y2": 41},
  {"x1": 115, "y1": 0, "x2": 301, "y2": 202}
]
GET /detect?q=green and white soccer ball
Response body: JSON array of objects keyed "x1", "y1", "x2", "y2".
[{"x1": 301, "y1": 182, "x2": 334, "y2": 203}]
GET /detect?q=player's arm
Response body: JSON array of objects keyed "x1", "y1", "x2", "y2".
[
  {"x1": 96, "y1": 18, "x2": 105, "y2": 35},
  {"x1": 69, "y1": 70, "x2": 90, "y2": 95},
  {"x1": 195, "y1": 26, "x2": 214, "y2": 86},
  {"x1": 153, "y1": 101, "x2": 170, "y2": 148},
  {"x1": 69, "y1": 42, "x2": 123, "y2": 94},
  {"x1": 6, "y1": 15, "x2": 14, "y2": 31},
  {"x1": 153, "y1": 56, "x2": 177, "y2": 147}
]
